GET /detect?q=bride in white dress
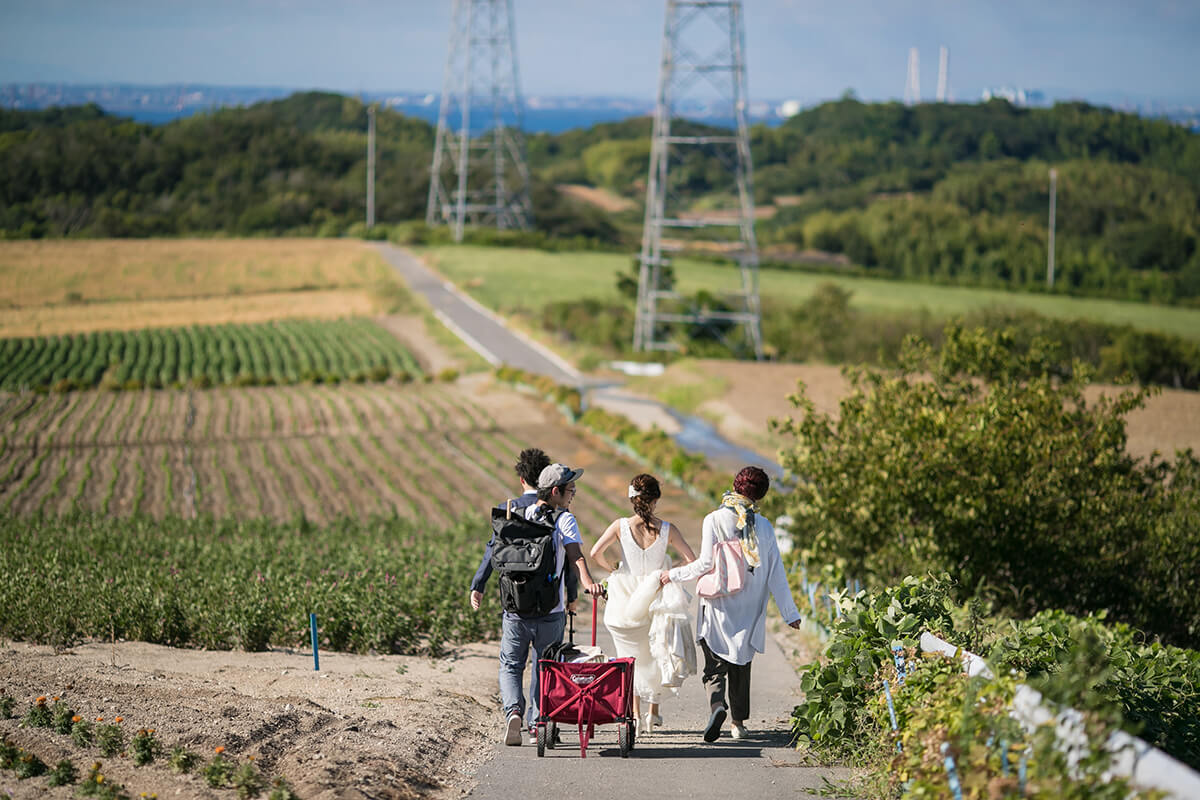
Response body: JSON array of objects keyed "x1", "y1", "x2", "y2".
[{"x1": 589, "y1": 474, "x2": 698, "y2": 733}]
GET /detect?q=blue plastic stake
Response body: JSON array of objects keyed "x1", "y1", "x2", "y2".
[
  {"x1": 309, "y1": 613, "x2": 320, "y2": 671},
  {"x1": 999, "y1": 738, "x2": 1009, "y2": 776},
  {"x1": 882, "y1": 679, "x2": 901, "y2": 752},
  {"x1": 941, "y1": 742, "x2": 964, "y2": 800},
  {"x1": 892, "y1": 643, "x2": 907, "y2": 685},
  {"x1": 1018, "y1": 748, "x2": 1032, "y2": 792}
]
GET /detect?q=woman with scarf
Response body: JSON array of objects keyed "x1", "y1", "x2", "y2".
[
  {"x1": 589, "y1": 473, "x2": 697, "y2": 735},
  {"x1": 660, "y1": 466, "x2": 803, "y2": 742}
]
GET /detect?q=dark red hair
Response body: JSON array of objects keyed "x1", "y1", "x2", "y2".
[{"x1": 733, "y1": 466, "x2": 769, "y2": 501}]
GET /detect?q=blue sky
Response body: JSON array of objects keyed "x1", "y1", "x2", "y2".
[{"x1": 2, "y1": 0, "x2": 1199, "y2": 103}]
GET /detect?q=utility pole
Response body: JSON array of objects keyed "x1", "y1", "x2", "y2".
[
  {"x1": 366, "y1": 104, "x2": 376, "y2": 228},
  {"x1": 1047, "y1": 167, "x2": 1057, "y2": 288}
]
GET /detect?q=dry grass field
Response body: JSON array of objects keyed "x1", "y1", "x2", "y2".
[
  {"x1": 0, "y1": 288, "x2": 376, "y2": 337},
  {"x1": 637, "y1": 359, "x2": 1200, "y2": 464},
  {"x1": 0, "y1": 238, "x2": 407, "y2": 337}
]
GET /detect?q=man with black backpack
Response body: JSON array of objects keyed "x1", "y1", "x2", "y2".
[
  {"x1": 490, "y1": 462, "x2": 603, "y2": 746},
  {"x1": 468, "y1": 447, "x2": 566, "y2": 612}
]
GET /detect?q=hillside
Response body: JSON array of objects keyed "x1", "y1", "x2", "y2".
[{"x1": 1, "y1": 92, "x2": 1198, "y2": 304}]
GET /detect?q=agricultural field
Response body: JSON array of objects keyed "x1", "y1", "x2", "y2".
[
  {"x1": 420, "y1": 245, "x2": 1200, "y2": 341},
  {"x1": 0, "y1": 238, "x2": 410, "y2": 337},
  {"x1": 627, "y1": 359, "x2": 1200, "y2": 463},
  {"x1": 0, "y1": 377, "x2": 703, "y2": 537},
  {"x1": 0, "y1": 318, "x2": 423, "y2": 392}
]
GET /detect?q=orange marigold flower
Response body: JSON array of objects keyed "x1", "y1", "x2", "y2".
[
  {"x1": 35, "y1": 695, "x2": 46, "y2": 703},
  {"x1": 72, "y1": 715, "x2": 82, "y2": 722},
  {"x1": 114, "y1": 716, "x2": 124, "y2": 723},
  {"x1": 96, "y1": 717, "x2": 105, "y2": 722},
  {"x1": 148, "y1": 728, "x2": 155, "y2": 733},
  {"x1": 247, "y1": 755, "x2": 255, "y2": 761},
  {"x1": 52, "y1": 695, "x2": 61, "y2": 701},
  {"x1": 214, "y1": 746, "x2": 225, "y2": 754}
]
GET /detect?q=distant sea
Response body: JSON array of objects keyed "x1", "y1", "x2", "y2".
[{"x1": 120, "y1": 105, "x2": 780, "y2": 133}]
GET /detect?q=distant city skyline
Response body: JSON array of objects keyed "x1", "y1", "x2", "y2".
[{"x1": 1, "y1": 1, "x2": 1199, "y2": 106}]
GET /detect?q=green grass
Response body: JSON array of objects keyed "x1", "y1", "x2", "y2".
[
  {"x1": 421, "y1": 245, "x2": 1200, "y2": 341},
  {"x1": 626, "y1": 359, "x2": 730, "y2": 415}
]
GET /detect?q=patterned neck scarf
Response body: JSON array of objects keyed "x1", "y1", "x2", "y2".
[{"x1": 721, "y1": 491, "x2": 761, "y2": 568}]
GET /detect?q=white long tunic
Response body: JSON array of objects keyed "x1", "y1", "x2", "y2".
[{"x1": 667, "y1": 506, "x2": 802, "y2": 665}]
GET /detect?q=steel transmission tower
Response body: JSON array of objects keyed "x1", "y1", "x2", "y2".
[
  {"x1": 635, "y1": 0, "x2": 764, "y2": 359},
  {"x1": 427, "y1": 0, "x2": 532, "y2": 242}
]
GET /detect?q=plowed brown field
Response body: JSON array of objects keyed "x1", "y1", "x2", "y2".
[{"x1": 0, "y1": 377, "x2": 706, "y2": 538}]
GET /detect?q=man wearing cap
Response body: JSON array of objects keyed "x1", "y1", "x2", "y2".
[{"x1": 497, "y1": 462, "x2": 604, "y2": 746}]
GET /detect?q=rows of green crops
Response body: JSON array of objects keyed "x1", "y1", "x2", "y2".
[
  {"x1": 0, "y1": 319, "x2": 422, "y2": 391},
  {"x1": 0, "y1": 512, "x2": 498, "y2": 655}
]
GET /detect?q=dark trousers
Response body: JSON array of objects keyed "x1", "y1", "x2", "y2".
[{"x1": 699, "y1": 638, "x2": 752, "y2": 723}]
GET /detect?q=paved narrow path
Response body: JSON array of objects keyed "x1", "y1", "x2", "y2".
[
  {"x1": 373, "y1": 244, "x2": 583, "y2": 387},
  {"x1": 376, "y1": 243, "x2": 846, "y2": 798},
  {"x1": 468, "y1": 608, "x2": 847, "y2": 799}
]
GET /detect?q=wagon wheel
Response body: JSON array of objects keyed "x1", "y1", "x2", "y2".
[
  {"x1": 547, "y1": 722, "x2": 558, "y2": 749},
  {"x1": 536, "y1": 724, "x2": 548, "y2": 757},
  {"x1": 618, "y1": 721, "x2": 633, "y2": 758}
]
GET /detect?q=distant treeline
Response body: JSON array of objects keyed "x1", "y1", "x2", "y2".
[{"x1": 2, "y1": 91, "x2": 1199, "y2": 305}]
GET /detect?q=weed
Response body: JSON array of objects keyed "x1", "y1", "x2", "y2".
[
  {"x1": 96, "y1": 722, "x2": 125, "y2": 757},
  {"x1": 204, "y1": 750, "x2": 235, "y2": 788},
  {"x1": 15, "y1": 751, "x2": 47, "y2": 779},
  {"x1": 131, "y1": 728, "x2": 160, "y2": 766},
  {"x1": 52, "y1": 698, "x2": 76, "y2": 734},
  {"x1": 167, "y1": 745, "x2": 199, "y2": 774},
  {"x1": 0, "y1": 695, "x2": 14, "y2": 719},
  {"x1": 77, "y1": 761, "x2": 129, "y2": 799},
  {"x1": 71, "y1": 717, "x2": 94, "y2": 747},
  {"x1": 22, "y1": 695, "x2": 52, "y2": 728},
  {"x1": 47, "y1": 758, "x2": 78, "y2": 786},
  {"x1": 267, "y1": 776, "x2": 299, "y2": 800},
  {"x1": 0, "y1": 738, "x2": 19, "y2": 769},
  {"x1": 232, "y1": 760, "x2": 265, "y2": 798}
]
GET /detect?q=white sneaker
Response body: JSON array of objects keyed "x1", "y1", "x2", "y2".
[
  {"x1": 504, "y1": 713, "x2": 523, "y2": 746},
  {"x1": 730, "y1": 722, "x2": 748, "y2": 740}
]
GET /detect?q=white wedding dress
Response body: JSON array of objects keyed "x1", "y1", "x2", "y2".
[{"x1": 603, "y1": 518, "x2": 696, "y2": 705}]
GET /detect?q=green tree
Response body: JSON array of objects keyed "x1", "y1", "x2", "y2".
[{"x1": 774, "y1": 324, "x2": 1200, "y2": 645}]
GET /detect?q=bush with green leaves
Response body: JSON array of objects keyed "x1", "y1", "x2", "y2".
[
  {"x1": 775, "y1": 324, "x2": 1200, "y2": 647},
  {"x1": 790, "y1": 570, "x2": 1200, "y2": 774},
  {"x1": 872, "y1": 647, "x2": 1157, "y2": 799}
]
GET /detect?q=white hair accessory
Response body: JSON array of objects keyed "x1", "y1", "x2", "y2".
[{"x1": 628, "y1": 485, "x2": 641, "y2": 498}]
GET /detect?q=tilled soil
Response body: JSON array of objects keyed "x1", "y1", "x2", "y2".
[{"x1": 0, "y1": 639, "x2": 502, "y2": 800}]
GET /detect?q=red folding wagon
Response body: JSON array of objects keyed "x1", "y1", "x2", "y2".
[{"x1": 535, "y1": 600, "x2": 636, "y2": 758}]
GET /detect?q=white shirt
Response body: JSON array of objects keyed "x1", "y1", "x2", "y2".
[
  {"x1": 523, "y1": 503, "x2": 581, "y2": 615},
  {"x1": 668, "y1": 506, "x2": 802, "y2": 665}
]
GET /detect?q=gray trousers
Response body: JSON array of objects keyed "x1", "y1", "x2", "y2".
[{"x1": 699, "y1": 638, "x2": 752, "y2": 723}]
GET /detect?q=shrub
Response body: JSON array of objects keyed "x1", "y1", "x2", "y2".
[{"x1": 776, "y1": 324, "x2": 1200, "y2": 647}]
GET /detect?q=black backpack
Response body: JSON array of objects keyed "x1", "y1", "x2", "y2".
[{"x1": 489, "y1": 504, "x2": 561, "y2": 618}]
